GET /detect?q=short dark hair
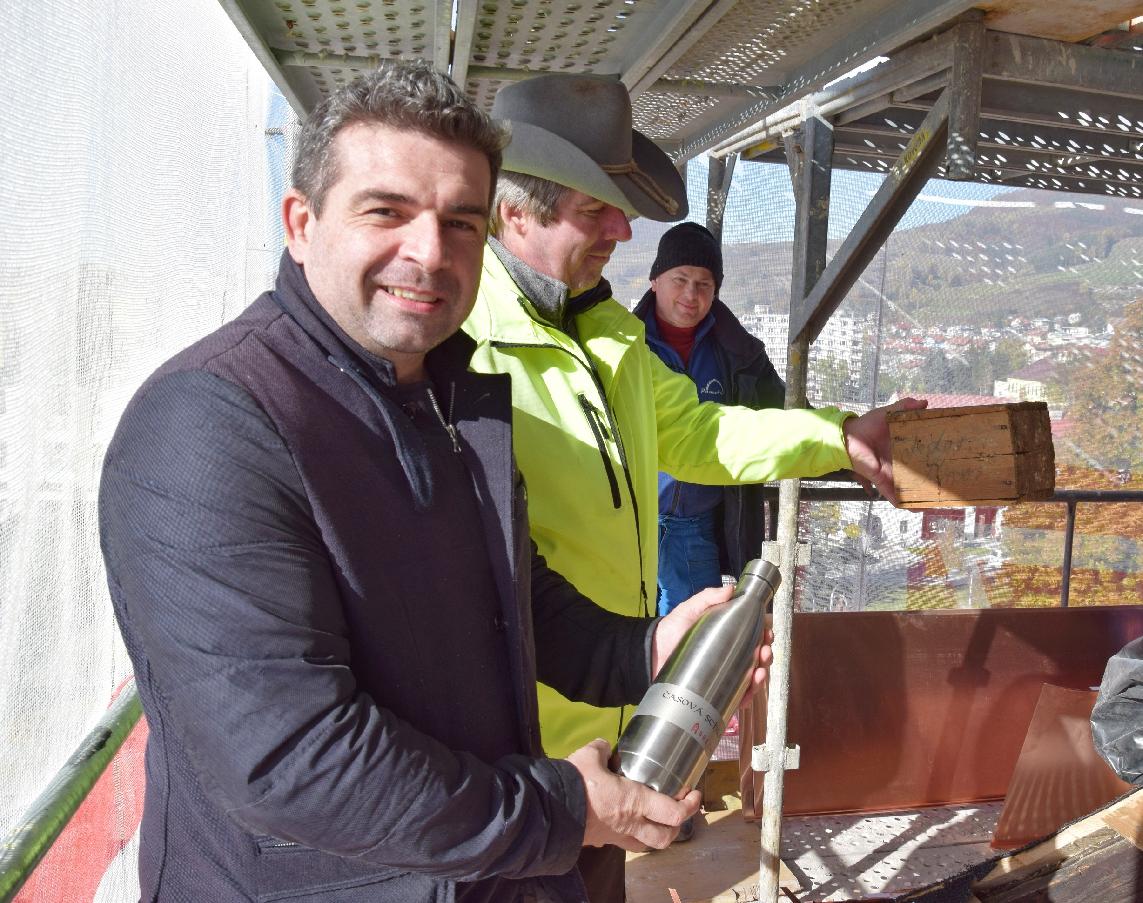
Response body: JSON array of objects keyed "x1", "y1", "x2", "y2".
[{"x1": 292, "y1": 60, "x2": 507, "y2": 216}]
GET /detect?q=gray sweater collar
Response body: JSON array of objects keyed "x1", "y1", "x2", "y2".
[{"x1": 488, "y1": 237, "x2": 574, "y2": 335}]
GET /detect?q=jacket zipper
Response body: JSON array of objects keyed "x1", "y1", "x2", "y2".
[
  {"x1": 426, "y1": 383, "x2": 460, "y2": 453},
  {"x1": 578, "y1": 394, "x2": 621, "y2": 508},
  {"x1": 257, "y1": 839, "x2": 300, "y2": 851},
  {"x1": 330, "y1": 356, "x2": 460, "y2": 454},
  {"x1": 491, "y1": 337, "x2": 650, "y2": 619}
]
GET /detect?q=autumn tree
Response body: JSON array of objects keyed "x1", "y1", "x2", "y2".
[{"x1": 1062, "y1": 297, "x2": 1143, "y2": 475}]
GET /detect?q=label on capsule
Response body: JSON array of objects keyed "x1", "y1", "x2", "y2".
[{"x1": 633, "y1": 682, "x2": 722, "y2": 747}]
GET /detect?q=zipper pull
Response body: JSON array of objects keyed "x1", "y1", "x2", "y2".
[
  {"x1": 446, "y1": 383, "x2": 460, "y2": 454},
  {"x1": 582, "y1": 394, "x2": 612, "y2": 441},
  {"x1": 446, "y1": 425, "x2": 460, "y2": 454},
  {"x1": 427, "y1": 385, "x2": 461, "y2": 454}
]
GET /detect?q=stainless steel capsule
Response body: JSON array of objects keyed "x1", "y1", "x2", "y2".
[{"x1": 613, "y1": 559, "x2": 780, "y2": 796}]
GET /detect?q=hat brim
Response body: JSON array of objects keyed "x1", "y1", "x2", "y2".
[{"x1": 500, "y1": 120, "x2": 688, "y2": 223}]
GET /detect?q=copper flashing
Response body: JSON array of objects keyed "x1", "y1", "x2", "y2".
[
  {"x1": 991, "y1": 684, "x2": 1131, "y2": 849},
  {"x1": 741, "y1": 606, "x2": 1143, "y2": 817}
]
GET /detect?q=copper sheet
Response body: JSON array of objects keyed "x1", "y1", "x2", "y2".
[
  {"x1": 740, "y1": 606, "x2": 1143, "y2": 818},
  {"x1": 991, "y1": 685, "x2": 1132, "y2": 849}
]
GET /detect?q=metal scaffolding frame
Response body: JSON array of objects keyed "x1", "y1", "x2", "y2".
[
  {"x1": 718, "y1": 18, "x2": 1143, "y2": 199},
  {"x1": 704, "y1": 14, "x2": 1143, "y2": 900},
  {"x1": 217, "y1": 0, "x2": 1143, "y2": 166}
]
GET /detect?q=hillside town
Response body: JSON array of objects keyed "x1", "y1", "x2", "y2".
[
  {"x1": 728, "y1": 297, "x2": 1142, "y2": 614},
  {"x1": 740, "y1": 304, "x2": 1116, "y2": 412}
]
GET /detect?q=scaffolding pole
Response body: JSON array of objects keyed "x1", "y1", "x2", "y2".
[
  {"x1": 756, "y1": 114, "x2": 833, "y2": 903},
  {"x1": 706, "y1": 153, "x2": 737, "y2": 240}
]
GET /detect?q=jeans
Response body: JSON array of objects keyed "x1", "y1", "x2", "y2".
[{"x1": 656, "y1": 511, "x2": 722, "y2": 616}]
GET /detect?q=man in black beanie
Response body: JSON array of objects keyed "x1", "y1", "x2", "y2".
[{"x1": 633, "y1": 223, "x2": 786, "y2": 616}]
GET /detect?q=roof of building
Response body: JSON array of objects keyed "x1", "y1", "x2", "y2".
[
  {"x1": 894, "y1": 392, "x2": 1014, "y2": 407},
  {"x1": 1008, "y1": 357, "x2": 1061, "y2": 382}
]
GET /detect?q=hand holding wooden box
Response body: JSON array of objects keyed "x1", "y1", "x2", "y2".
[{"x1": 887, "y1": 402, "x2": 1055, "y2": 509}]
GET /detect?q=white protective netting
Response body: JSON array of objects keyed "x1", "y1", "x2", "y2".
[
  {"x1": 0, "y1": 2, "x2": 294, "y2": 897},
  {"x1": 615, "y1": 154, "x2": 1143, "y2": 614}
]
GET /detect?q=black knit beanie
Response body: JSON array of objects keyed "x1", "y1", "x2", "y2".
[{"x1": 649, "y1": 222, "x2": 723, "y2": 290}]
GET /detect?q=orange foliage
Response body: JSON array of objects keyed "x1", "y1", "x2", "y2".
[
  {"x1": 984, "y1": 563, "x2": 1143, "y2": 609},
  {"x1": 1004, "y1": 465, "x2": 1143, "y2": 539}
]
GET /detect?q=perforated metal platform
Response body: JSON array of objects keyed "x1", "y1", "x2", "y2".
[
  {"x1": 625, "y1": 800, "x2": 1006, "y2": 902},
  {"x1": 219, "y1": 0, "x2": 1143, "y2": 174},
  {"x1": 781, "y1": 802, "x2": 1004, "y2": 901}
]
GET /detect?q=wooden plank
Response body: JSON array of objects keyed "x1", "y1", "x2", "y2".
[
  {"x1": 893, "y1": 451, "x2": 1054, "y2": 504},
  {"x1": 699, "y1": 759, "x2": 741, "y2": 810},
  {"x1": 625, "y1": 803, "x2": 802, "y2": 902},
  {"x1": 975, "y1": 789, "x2": 1143, "y2": 892},
  {"x1": 977, "y1": 0, "x2": 1143, "y2": 43},
  {"x1": 1102, "y1": 789, "x2": 1143, "y2": 852},
  {"x1": 888, "y1": 402, "x2": 1017, "y2": 422},
  {"x1": 893, "y1": 452, "x2": 1021, "y2": 500},
  {"x1": 1009, "y1": 405, "x2": 1054, "y2": 455},
  {"x1": 975, "y1": 826, "x2": 1143, "y2": 902}
]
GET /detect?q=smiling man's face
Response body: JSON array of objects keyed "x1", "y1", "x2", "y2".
[
  {"x1": 651, "y1": 265, "x2": 716, "y2": 329},
  {"x1": 284, "y1": 121, "x2": 491, "y2": 382}
]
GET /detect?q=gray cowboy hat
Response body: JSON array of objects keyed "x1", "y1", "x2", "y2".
[{"x1": 492, "y1": 74, "x2": 688, "y2": 222}]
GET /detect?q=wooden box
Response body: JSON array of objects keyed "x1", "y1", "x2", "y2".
[{"x1": 888, "y1": 401, "x2": 1055, "y2": 508}]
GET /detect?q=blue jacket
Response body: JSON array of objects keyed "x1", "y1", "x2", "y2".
[
  {"x1": 100, "y1": 252, "x2": 655, "y2": 903},
  {"x1": 642, "y1": 306, "x2": 726, "y2": 517},
  {"x1": 634, "y1": 290, "x2": 787, "y2": 572}
]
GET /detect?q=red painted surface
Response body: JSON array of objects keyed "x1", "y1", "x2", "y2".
[{"x1": 15, "y1": 681, "x2": 147, "y2": 903}]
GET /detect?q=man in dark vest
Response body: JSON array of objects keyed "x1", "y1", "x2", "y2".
[
  {"x1": 634, "y1": 222, "x2": 786, "y2": 616},
  {"x1": 98, "y1": 61, "x2": 772, "y2": 903}
]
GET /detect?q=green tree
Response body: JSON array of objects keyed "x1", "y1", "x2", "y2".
[
  {"x1": 814, "y1": 354, "x2": 851, "y2": 403},
  {"x1": 916, "y1": 349, "x2": 951, "y2": 392},
  {"x1": 992, "y1": 338, "x2": 1029, "y2": 378}
]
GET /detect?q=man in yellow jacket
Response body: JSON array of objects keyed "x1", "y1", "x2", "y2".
[{"x1": 463, "y1": 73, "x2": 919, "y2": 900}]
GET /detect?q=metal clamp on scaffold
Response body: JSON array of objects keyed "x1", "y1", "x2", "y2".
[
  {"x1": 760, "y1": 540, "x2": 811, "y2": 567},
  {"x1": 752, "y1": 743, "x2": 801, "y2": 773}
]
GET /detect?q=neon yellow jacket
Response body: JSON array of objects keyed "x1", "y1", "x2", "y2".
[{"x1": 464, "y1": 246, "x2": 854, "y2": 757}]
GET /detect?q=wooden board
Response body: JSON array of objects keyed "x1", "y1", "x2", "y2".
[
  {"x1": 625, "y1": 803, "x2": 801, "y2": 903},
  {"x1": 971, "y1": 789, "x2": 1143, "y2": 902},
  {"x1": 699, "y1": 759, "x2": 741, "y2": 810},
  {"x1": 888, "y1": 402, "x2": 1054, "y2": 508},
  {"x1": 979, "y1": 0, "x2": 1143, "y2": 43}
]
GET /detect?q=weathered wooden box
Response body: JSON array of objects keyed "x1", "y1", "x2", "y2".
[{"x1": 887, "y1": 401, "x2": 1055, "y2": 508}]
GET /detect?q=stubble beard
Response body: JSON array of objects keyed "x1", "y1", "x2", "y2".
[{"x1": 361, "y1": 267, "x2": 467, "y2": 361}]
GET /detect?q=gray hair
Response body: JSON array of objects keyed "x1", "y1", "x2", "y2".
[
  {"x1": 293, "y1": 60, "x2": 507, "y2": 216},
  {"x1": 490, "y1": 171, "x2": 570, "y2": 236}
]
